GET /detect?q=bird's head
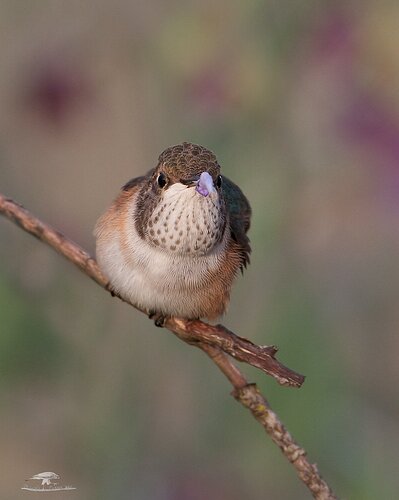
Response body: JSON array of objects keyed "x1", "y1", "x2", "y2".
[{"x1": 134, "y1": 142, "x2": 227, "y2": 256}]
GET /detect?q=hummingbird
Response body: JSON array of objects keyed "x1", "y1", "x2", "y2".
[{"x1": 95, "y1": 142, "x2": 251, "y2": 324}]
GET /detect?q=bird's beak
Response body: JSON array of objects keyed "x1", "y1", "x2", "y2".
[
  {"x1": 195, "y1": 172, "x2": 215, "y2": 197},
  {"x1": 180, "y1": 172, "x2": 215, "y2": 197},
  {"x1": 180, "y1": 175, "x2": 199, "y2": 187}
]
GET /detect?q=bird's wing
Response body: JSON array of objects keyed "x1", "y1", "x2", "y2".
[
  {"x1": 121, "y1": 168, "x2": 155, "y2": 191},
  {"x1": 222, "y1": 175, "x2": 251, "y2": 270}
]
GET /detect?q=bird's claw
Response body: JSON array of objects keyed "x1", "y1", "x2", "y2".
[{"x1": 148, "y1": 310, "x2": 167, "y2": 328}]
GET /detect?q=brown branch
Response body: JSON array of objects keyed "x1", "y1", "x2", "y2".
[
  {"x1": 203, "y1": 344, "x2": 336, "y2": 499},
  {"x1": 0, "y1": 193, "x2": 337, "y2": 499},
  {"x1": 233, "y1": 383, "x2": 336, "y2": 500},
  {"x1": 166, "y1": 318, "x2": 304, "y2": 387}
]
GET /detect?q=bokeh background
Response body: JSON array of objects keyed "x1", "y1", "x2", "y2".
[{"x1": 1, "y1": 1, "x2": 399, "y2": 498}]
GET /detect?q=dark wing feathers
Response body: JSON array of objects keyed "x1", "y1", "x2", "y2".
[
  {"x1": 122, "y1": 168, "x2": 155, "y2": 191},
  {"x1": 221, "y1": 175, "x2": 251, "y2": 270}
]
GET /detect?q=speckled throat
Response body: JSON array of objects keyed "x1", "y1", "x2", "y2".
[{"x1": 144, "y1": 182, "x2": 226, "y2": 256}]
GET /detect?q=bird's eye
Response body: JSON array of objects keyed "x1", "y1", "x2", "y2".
[
  {"x1": 157, "y1": 172, "x2": 168, "y2": 188},
  {"x1": 216, "y1": 175, "x2": 222, "y2": 188}
]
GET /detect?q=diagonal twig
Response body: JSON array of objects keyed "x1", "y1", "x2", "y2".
[
  {"x1": 0, "y1": 192, "x2": 337, "y2": 499},
  {"x1": 166, "y1": 318, "x2": 304, "y2": 387}
]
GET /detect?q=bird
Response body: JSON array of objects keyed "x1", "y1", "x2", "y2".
[
  {"x1": 29, "y1": 472, "x2": 60, "y2": 487},
  {"x1": 95, "y1": 142, "x2": 251, "y2": 324}
]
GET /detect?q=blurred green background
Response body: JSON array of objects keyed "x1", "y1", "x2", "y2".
[{"x1": 1, "y1": 1, "x2": 399, "y2": 498}]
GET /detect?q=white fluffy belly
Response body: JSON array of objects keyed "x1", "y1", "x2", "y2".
[{"x1": 96, "y1": 225, "x2": 226, "y2": 317}]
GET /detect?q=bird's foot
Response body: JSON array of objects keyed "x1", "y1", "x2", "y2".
[
  {"x1": 106, "y1": 281, "x2": 116, "y2": 297},
  {"x1": 148, "y1": 310, "x2": 167, "y2": 328}
]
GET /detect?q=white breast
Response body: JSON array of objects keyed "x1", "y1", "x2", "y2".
[{"x1": 146, "y1": 182, "x2": 224, "y2": 256}]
